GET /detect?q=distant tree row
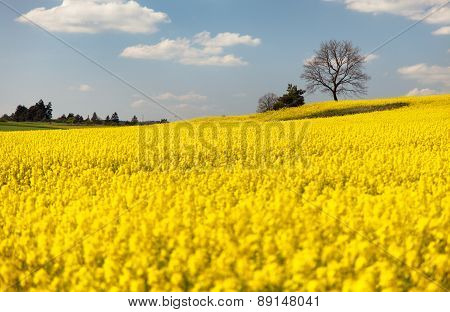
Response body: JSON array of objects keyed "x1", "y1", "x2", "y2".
[
  {"x1": 0, "y1": 101, "x2": 169, "y2": 125},
  {"x1": 55, "y1": 111, "x2": 126, "y2": 124},
  {"x1": 2, "y1": 100, "x2": 54, "y2": 122}
]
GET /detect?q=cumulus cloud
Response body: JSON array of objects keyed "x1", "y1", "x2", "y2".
[
  {"x1": 131, "y1": 98, "x2": 212, "y2": 117},
  {"x1": 325, "y1": 0, "x2": 450, "y2": 35},
  {"x1": 120, "y1": 31, "x2": 261, "y2": 66},
  {"x1": 192, "y1": 32, "x2": 261, "y2": 49},
  {"x1": 130, "y1": 99, "x2": 146, "y2": 108},
  {"x1": 398, "y1": 63, "x2": 450, "y2": 87},
  {"x1": 173, "y1": 103, "x2": 211, "y2": 112},
  {"x1": 17, "y1": 0, "x2": 170, "y2": 34},
  {"x1": 155, "y1": 92, "x2": 207, "y2": 102},
  {"x1": 79, "y1": 84, "x2": 93, "y2": 92},
  {"x1": 70, "y1": 84, "x2": 93, "y2": 92},
  {"x1": 130, "y1": 92, "x2": 207, "y2": 109},
  {"x1": 406, "y1": 88, "x2": 439, "y2": 96},
  {"x1": 365, "y1": 53, "x2": 379, "y2": 63},
  {"x1": 433, "y1": 26, "x2": 450, "y2": 35}
]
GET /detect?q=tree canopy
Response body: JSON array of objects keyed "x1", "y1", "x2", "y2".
[
  {"x1": 302, "y1": 40, "x2": 369, "y2": 101},
  {"x1": 257, "y1": 93, "x2": 279, "y2": 113},
  {"x1": 12, "y1": 100, "x2": 52, "y2": 122},
  {"x1": 274, "y1": 84, "x2": 306, "y2": 110}
]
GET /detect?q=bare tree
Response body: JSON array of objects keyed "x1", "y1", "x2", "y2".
[
  {"x1": 257, "y1": 93, "x2": 279, "y2": 113},
  {"x1": 301, "y1": 40, "x2": 370, "y2": 101}
]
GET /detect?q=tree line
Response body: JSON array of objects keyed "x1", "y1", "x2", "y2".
[
  {"x1": 55, "y1": 111, "x2": 124, "y2": 125},
  {"x1": 257, "y1": 40, "x2": 370, "y2": 113},
  {"x1": 1, "y1": 100, "x2": 53, "y2": 122},
  {"x1": 0, "y1": 100, "x2": 168, "y2": 125}
]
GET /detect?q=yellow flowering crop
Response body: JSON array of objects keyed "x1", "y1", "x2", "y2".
[{"x1": 0, "y1": 95, "x2": 449, "y2": 291}]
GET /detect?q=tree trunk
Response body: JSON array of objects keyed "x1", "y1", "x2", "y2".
[{"x1": 333, "y1": 91, "x2": 338, "y2": 101}]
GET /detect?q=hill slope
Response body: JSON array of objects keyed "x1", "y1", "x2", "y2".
[{"x1": 191, "y1": 94, "x2": 449, "y2": 123}]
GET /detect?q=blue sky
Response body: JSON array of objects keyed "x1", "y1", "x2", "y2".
[{"x1": 0, "y1": 0, "x2": 449, "y2": 120}]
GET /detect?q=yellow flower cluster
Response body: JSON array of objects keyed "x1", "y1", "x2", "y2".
[{"x1": 0, "y1": 95, "x2": 448, "y2": 291}]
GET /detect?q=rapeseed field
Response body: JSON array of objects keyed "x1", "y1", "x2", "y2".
[{"x1": 0, "y1": 95, "x2": 448, "y2": 291}]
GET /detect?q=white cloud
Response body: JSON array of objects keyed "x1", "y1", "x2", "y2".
[
  {"x1": 130, "y1": 92, "x2": 207, "y2": 109},
  {"x1": 433, "y1": 26, "x2": 450, "y2": 35},
  {"x1": 174, "y1": 103, "x2": 190, "y2": 109},
  {"x1": 17, "y1": 0, "x2": 169, "y2": 34},
  {"x1": 193, "y1": 31, "x2": 261, "y2": 49},
  {"x1": 70, "y1": 84, "x2": 93, "y2": 92},
  {"x1": 79, "y1": 84, "x2": 93, "y2": 92},
  {"x1": 174, "y1": 103, "x2": 210, "y2": 112},
  {"x1": 155, "y1": 92, "x2": 207, "y2": 102},
  {"x1": 120, "y1": 31, "x2": 261, "y2": 66},
  {"x1": 365, "y1": 53, "x2": 379, "y2": 63},
  {"x1": 130, "y1": 99, "x2": 146, "y2": 108},
  {"x1": 182, "y1": 54, "x2": 247, "y2": 66},
  {"x1": 325, "y1": 0, "x2": 450, "y2": 35},
  {"x1": 398, "y1": 63, "x2": 450, "y2": 87},
  {"x1": 406, "y1": 88, "x2": 439, "y2": 96}
]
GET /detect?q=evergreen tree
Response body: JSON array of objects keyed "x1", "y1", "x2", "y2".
[
  {"x1": 66, "y1": 113, "x2": 75, "y2": 123},
  {"x1": 131, "y1": 115, "x2": 139, "y2": 124},
  {"x1": 11, "y1": 100, "x2": 52, "y2": 122},
  {"x1": 57, "y1": 114, "x2": 67, "y2": 122},
  {"x1": 111, "y1": 112, "x2": 119, "y2": 123},
  {"x1": 13, "y1": 105, "x2": 29, "y2": 121},
  {"x1": 74, "y1": 114, "x2": 84, "y2": 123},
  {"x1": 27, "y1": 100, "x2": 46, "y2": 121},
  {"x1": 273, "y1": 84, "x2": 306, "y2": 110},
  {"x1": 45, "y1": 102, "x2": 53, "y2": 120},
  {"x1": 91, "y1": 112, "x2": 100, "y2": 124},
  {"x1": 0, "y1": 114, "x2": 11, "y2": 121}
]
